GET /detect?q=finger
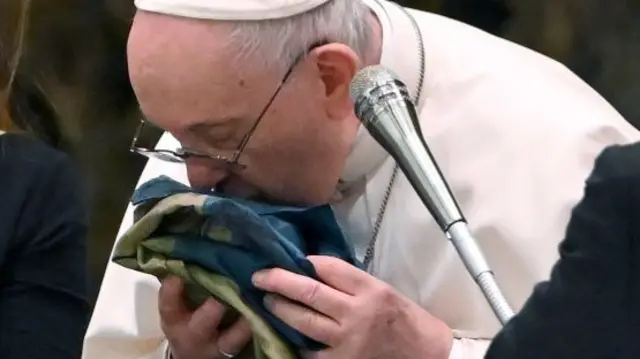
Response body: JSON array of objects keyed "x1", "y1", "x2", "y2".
[
  {"x1": 158, "y1": 276, "x2": 190, "y2": 329},
  {"x1": 216, "y1": 317, "x2": 253, "y2": 356},
  {"x1": 308, "y1": 255, "x2": 369, "y2": 294},
  {"x1": 252, "y1": 268, "x2": 350, "y2": 319},
  {"x1": 188, "y1": 298, "x2": 226, "y2": 341},
  {"x1": 265, "y1": 294, "x2": 340, "y2": 346}
]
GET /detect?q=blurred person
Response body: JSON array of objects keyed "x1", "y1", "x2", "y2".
[
  {"x1": 8, "y1": 72, "x2": 65, "y2": 148},
  {"x1": 484, "y1": 142, "x2": 640, "y2": 359},
  {"x1": 0, "y1": 0, "x2": 91, "y2": 358},
  {"x1": 84, "y1": 0, "x2": 640, "y2": 358}
]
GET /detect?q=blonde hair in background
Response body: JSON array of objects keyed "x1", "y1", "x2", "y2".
[{"x1": 0, "y1": 0, "x2": 31, "y2": 131}]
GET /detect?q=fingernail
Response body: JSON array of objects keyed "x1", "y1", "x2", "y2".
[
  {"x1": 263, "y1": 294, "x2": 275, "y2": 309},
  {"x1": 252, "y1": 271, "x2": 266, "y2": 287}
]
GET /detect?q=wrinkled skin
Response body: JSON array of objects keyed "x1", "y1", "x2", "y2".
[
  {"x1": 126, "y1": 11, "x2": 362, "y2": 205},
  {"x1": 129, "y1": 8, "x2": 455, "y2": 359}
]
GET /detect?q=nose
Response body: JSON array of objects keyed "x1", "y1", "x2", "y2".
[{"x1": 185, "y1": 160, "x2": 229, "y2": 192}]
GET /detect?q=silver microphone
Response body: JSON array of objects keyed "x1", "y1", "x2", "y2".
[{"x1": 349, "y1": 65, "x2": 514, "y2": 325}]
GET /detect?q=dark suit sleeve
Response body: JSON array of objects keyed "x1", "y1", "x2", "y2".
[
  {"x1": 0, "y1": 155, "x2": 91, "y2": 359},
  {"x1": 485, "y1": 144, "x2": 637, "y2": 359}
]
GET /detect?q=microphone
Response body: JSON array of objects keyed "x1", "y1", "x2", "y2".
[{"x1": 349, "y1": 65, "x2": 514, "y2": 325}]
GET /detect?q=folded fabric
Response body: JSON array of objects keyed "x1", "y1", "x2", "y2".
[{"x1": 112, "y1": 175, "x2": 358, "y2": 359}]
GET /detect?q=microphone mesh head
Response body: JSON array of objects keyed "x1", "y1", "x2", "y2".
[{"x1": 349, "y1": 65, "x2": 401, "y2": 104}]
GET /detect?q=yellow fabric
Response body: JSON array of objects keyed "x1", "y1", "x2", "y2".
[{"x1": 113, "y1": 193, "x2": 297, "y2": 359}]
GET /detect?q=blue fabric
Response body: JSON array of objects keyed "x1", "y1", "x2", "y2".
[{"x1": 130, "y1": 175, "x2": 358, "y2": 351}]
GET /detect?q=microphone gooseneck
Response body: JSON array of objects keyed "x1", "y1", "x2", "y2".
[{"x1": 349, "y1": 65, "x2": 515, "y2": 325}]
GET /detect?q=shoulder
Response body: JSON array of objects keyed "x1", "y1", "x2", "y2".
[
  {"x1": 0, "y1": 132, "x2": 81, "y2": 180},
  {"x1": 0, "y1": 133, "x2": 87, "y2": 230},
  {"x1": 416, "y1": 12, "x2": 636, "y2": 139},
  {"x1": 572, "y1": 142, "x2": 640, "y2": 230},
  {"x1": 0, "y1": 132, "x2": 74, "y2": 175},
  {"x1": 588, "y1": 142, "x2": 640, "y2": 185}
]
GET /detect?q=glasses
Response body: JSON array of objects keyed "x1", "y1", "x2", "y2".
[
  {"x1": 129, "y1": 120, "x2": 248, "y2": 171},
  {"x1": 130, "y1": 41, "x2": 327, "y2": 171}
]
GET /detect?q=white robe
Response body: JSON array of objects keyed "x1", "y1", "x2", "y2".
[{"x1": 82, "y1": 1, "x2": 640, "y2": 358}]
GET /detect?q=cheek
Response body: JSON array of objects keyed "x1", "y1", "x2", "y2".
[
  {"x1": 246, "y1": 138, "x2": 311, "y2": 180},
  {"x1": 270, "y1": 134, "x2": 346, "y2": 201},
  {"x1": 240, "y1": 102, "x2": 350, "y2": 202},
  {"x1": 235, "y1": 138, "x2": 316, "y2": 201}
]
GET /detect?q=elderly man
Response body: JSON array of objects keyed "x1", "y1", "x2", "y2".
[{"x1": 83, "y1": 0, "x2": 640, "y2": 358}]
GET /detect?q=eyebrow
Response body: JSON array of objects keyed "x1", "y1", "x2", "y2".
[{"x1": 141, "y1": 112, "x2": 231, "y2": 132}]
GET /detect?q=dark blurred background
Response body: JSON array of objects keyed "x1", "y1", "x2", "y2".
[{"x1": 6, "y1": 0, "x2": 640, "y2": 306}]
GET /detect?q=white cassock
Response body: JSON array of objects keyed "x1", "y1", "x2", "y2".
[{"x1": 82, "y1": 0, "x2": 640, "y2": 358}]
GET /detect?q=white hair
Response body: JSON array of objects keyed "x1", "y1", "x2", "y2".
[{"x1": 225, "y1": 0, "x2": 372, "y2": 73}]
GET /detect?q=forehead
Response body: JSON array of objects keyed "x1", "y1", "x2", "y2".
[{"x1": 126, "y1": 11, "x2": 279, "y2": 130}]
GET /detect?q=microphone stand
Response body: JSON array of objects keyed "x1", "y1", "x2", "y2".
[{"x1": 446, "y1": 222, "x2": 515, "y2": 325}]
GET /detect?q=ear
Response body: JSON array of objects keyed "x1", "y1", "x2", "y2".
[{"x1": 312, "y1": 43, "x2": 360, "y2": 120}]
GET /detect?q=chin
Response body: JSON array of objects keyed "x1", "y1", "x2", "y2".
[
  {"x1": 224, "y1": 175, "x2": 336, "y2": 207},
  {"x1": 254, "y1": 188, "x2": 334, "y2": 207},
  {"x1": 287, "y1": 191, "x2": 335, "y2": 207}
]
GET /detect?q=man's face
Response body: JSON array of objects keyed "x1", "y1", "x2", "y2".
[{"x1": 127, "y1": 11, "x2": 361, "y2": 205}]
